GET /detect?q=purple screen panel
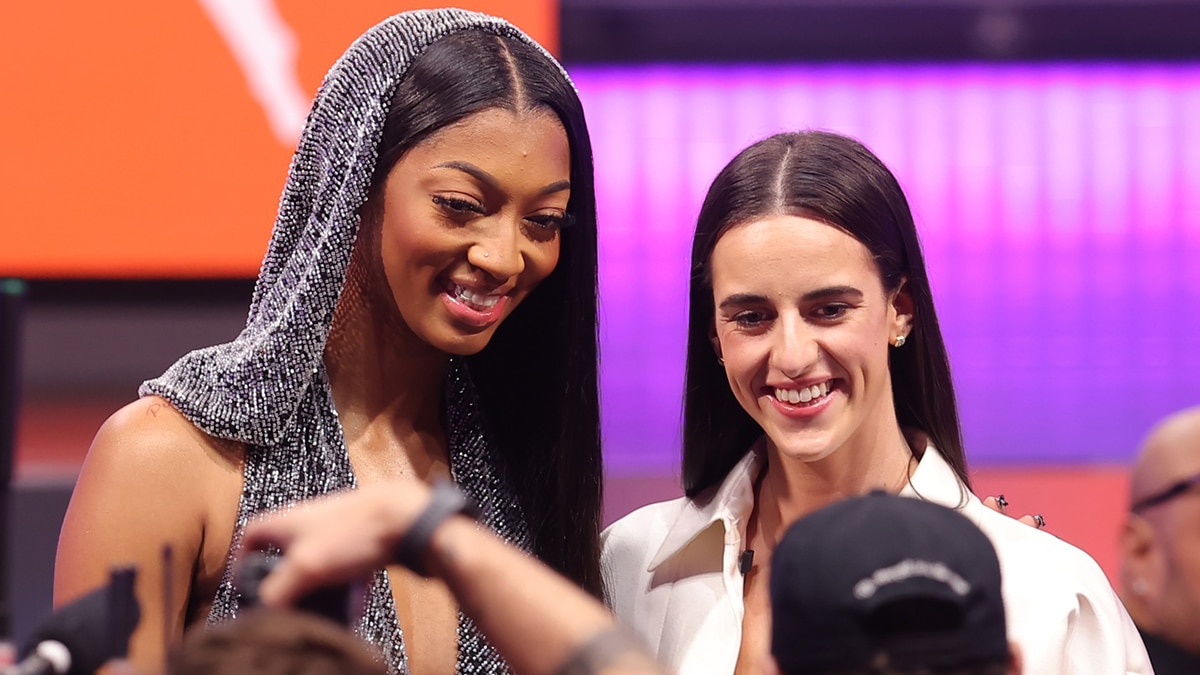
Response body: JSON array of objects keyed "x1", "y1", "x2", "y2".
[{"x1": 573, "y1": 65, "x2": 1200, "y2": 470}]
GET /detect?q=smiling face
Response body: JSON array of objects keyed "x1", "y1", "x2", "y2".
[
  {"x1": 373, "y1": 107, "x2": 571, "y2": 356},
  {"x1": 709, "y1": 214, "x2": 912, "y2": 466}
]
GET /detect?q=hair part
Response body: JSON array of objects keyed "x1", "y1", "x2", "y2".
[
  {"x1": 682, "y1": 130, "x2": 967, "y2": 497},
  {"x1": 364, "y1": 29, "x2": 603, "y2": 596}
]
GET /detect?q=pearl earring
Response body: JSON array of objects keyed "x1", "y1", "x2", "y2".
[{"x1": 893, "y1": 334, "x2": 906, "y2": 348}]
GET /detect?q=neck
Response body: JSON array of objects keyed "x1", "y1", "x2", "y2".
[
  {"x1": 324, "y1": 257, "x2": 449, "y2": 448},
  {"x1": 757, "y1": 421, "x2": 916, "y2": 552}
]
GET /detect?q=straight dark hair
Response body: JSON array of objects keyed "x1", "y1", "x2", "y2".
[
  {"x1": 682, "y1": 131, "x2": 966, "y2": 498},
  {"x1": 370, "y1": 30, "x2": 602, "y2": 596}
]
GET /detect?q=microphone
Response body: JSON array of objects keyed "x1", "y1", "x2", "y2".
[
  {"x1": 237, "y1": 551, "x2": 355, "y2": 627},
  {"x1": 8, "y1": 640, "x2": 70, "y2": 675},
  {"x1": 12, "y1": 567, "x2": 140, "y2": 675},
  {"x1": 739, "y1": 549, "x2": 755, "y2": 575}
]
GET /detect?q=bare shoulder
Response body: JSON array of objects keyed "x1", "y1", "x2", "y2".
[
  {"x1": 56, "y1": 395, "x2": 245, "y2": 668},
  {"x1": 59, "y1": 395, "x2": 243, "y2": 569},
  {"x1": 85, "y1": 395, "x2": 242, "y2": 474}
]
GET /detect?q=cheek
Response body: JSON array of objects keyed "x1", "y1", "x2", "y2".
[
  {"x1": 720, "y1": 334, "x2": 766, "y2": 385},
  {"x1": 380, "y1": 215, "x2": 451, "y2": 283},
  {"x1": 838, "y1": 319, "x2": 892, "y2": 375},
  {"x1": 1176, "y1": 522, "x2": 1200, "y2": 578},
  {"x1": 523, "y1": 240, "x2": 562, "y2": 289}
]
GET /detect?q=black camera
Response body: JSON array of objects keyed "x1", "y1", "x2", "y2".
[{"x1": 236, "y1": 552, "x2": 357, "y2": 627}]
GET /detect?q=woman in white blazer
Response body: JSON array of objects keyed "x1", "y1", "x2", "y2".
[{"x1": 602, "y1": 131, "x2": 1151, "y2": 675}]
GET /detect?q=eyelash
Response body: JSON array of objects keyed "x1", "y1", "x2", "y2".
[
  {"x1": 526, "y1": 213, "x2": 574, "y2": 232},
  {"x1": 432, "y1": 195, "x2": 484, "y2": 216},
  {"x1": 729, "y1": 303, "x2": 852, "y2": 329},
  {"x1": 431, "y1": 195, "x2": 573, "y2": 231},
  {"x1": 732, "y1": 311, "x2": 770, "y2": 328},
  {"x1": 814, "y1": 303, "x2": 851, "y2": 320}
]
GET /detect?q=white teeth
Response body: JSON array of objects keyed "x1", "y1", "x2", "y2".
[
  {"x1": 452, "y1": 284, "x2": 500, "y2": 309},
  {"x1": 774, "y1": 382, "x2": 832, "y2": 406}
]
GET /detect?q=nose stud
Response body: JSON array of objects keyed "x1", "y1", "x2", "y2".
[{"x1": 482, "y1": 251, "x2": 489, "y2": 258}]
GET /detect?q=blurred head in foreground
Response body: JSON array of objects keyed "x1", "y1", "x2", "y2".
[
  {"x1": 769, "y1": 492, "x2": 1020, "y2": 675},
  {"x1": 168, "y1": 607, "x2": 385, "y2": 675}
]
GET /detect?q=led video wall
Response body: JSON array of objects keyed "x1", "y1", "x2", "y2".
[
  {"x1": 0, "y1": 0, "x2": 556, "y2": 278},
  {"x1": 574, "y1": 65, "x2": 1200, "y2": 469}
]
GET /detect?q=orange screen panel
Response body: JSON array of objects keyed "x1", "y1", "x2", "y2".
[{"x1": 0, "y1": 1, "x2": 557, "y2": 278}]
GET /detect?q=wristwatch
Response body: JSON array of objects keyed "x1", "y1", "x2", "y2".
[{"x1": 394, "y1": 479, "x2": 481, "y2": 577}]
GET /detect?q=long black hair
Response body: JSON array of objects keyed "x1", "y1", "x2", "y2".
[
  {"x1": 369, "y1": 30, "x2": 602, "y2": 596},
  {"x1": 682, "y1": 131, "x2": 965, "y2": 498}
]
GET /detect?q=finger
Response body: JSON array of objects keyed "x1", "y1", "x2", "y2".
[
  {"x1": 1017, "y1": 514, "x2": 1046, "y2": 529},
  {"x1": 982, "y1": 495, "x2": 1008, "y2": 514},
  {"x1": 242, "y1": 516, "x2": 296, "y2": 554},
  {"x1": 256, "y1": 553, "x2": 316, "y2": 609}
]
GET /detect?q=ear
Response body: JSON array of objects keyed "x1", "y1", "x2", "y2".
[
  {"x1": 888, "y1": 277, "x2": 914, "y2": 344},
  {"x1": 1119, "y1": 514, "x2": 1164, "y2": 601},
  {"x1": 709, "y1": 325, "x2": 723, "y2": 362}
]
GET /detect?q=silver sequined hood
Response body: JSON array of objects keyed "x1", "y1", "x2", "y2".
[{"x1": 141, "y1": 9, "x2": 568, "y2": 446}]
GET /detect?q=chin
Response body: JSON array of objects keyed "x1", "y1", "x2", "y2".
[
  {"x1": 763, "y1": 427, "x2": 841, "y2": 464},
  {"x1": 432, "y1": 332, "x2": 496, "y2": 356}
]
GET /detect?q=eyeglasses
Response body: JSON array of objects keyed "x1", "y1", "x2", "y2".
[{"x1": 1131, "y1": 472, "x2": 1200, "y2": 512}]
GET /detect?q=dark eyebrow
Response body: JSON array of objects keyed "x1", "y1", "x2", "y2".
[
  {"x1": 716, "y1": 286, "x2": 864, "y2": 311},
  {"x1": 802, "y1": 286, "x2": 864, "y2": 302},
  {"x1": 433, "y1": 161, "x2": 570, "y2": 197},
  {"x1": 717, "y1": 293, "x2": 767, "y2": 311}
]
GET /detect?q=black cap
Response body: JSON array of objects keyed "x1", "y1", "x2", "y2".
[{"x1": 769, "y1": 492, "x2": 1008, "y2": 674}]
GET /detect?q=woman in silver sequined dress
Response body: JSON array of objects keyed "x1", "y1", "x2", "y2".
[{"x1": 53, "y1": 10, "x2": 602, "y2": 675}]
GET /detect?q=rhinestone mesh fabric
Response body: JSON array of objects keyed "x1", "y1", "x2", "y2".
[{"x1": 139, "y1": 9, "x2": 572, "y2": 674}]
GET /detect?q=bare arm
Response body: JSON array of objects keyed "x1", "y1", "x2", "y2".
[
  {"x1": 430, "y1": 517, "x2": 662, "y2": 675},
  {"x1": 244, "y1": 481, "x2": 666, "y2": 675},
  {"x1": 54, "y1": 397, "x2": 240, "y2": 670}
]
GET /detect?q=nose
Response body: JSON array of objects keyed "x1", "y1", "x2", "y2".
[
  {"x1": 466, "y1": 216, "x2": 526, "y2": 282},
  {"x1": 769, "y1": 314, "x2": 819, "y2": 379}
]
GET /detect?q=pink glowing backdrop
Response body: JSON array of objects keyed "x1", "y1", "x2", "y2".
[{"x1": 572, "y1": 65, "x2": 1200, "y2": 471}]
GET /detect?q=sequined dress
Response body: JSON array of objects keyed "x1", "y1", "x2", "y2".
[{"x1": 140, "y1": 9, "x2": 572, "y2": 673}]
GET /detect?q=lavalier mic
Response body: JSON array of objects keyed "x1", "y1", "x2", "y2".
[{"x1": 739, "y1": 549, "x2": 755, "y2": 575}]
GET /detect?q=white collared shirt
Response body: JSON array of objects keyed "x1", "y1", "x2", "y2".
[{"x1": 602, "y1": 442, "x2": 1153, "y2": 675}]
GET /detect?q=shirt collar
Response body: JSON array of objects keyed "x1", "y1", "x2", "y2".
[
  {"x1": 900, "y1": 432, "x2": 973, "y2": 511},
  {"x1": 647, "y1": 434, "x2": 972, "y2": 571},
  {"x1": 648, "y1": 439, "x2": 764, "y2": 571}
]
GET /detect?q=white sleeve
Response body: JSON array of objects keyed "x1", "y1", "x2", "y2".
[{"x1": 1062, "y1": 578, "x2": 1154, "y2": 674}]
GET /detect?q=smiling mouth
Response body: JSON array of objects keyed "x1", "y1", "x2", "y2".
[
  {"x1": 446, "y1": 282, "x2": 503, "y2": 311},
  {"x1": 772, "y1": 381, "x2": 833, "y2": 406}
]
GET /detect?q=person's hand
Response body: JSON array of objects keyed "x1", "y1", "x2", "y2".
[
  {"x1": 981, "y1": 494, "x2": 1046, "y2": 530},
  {"x1": 240, "y1": 481, "x2": 433, "y2": 607}
]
